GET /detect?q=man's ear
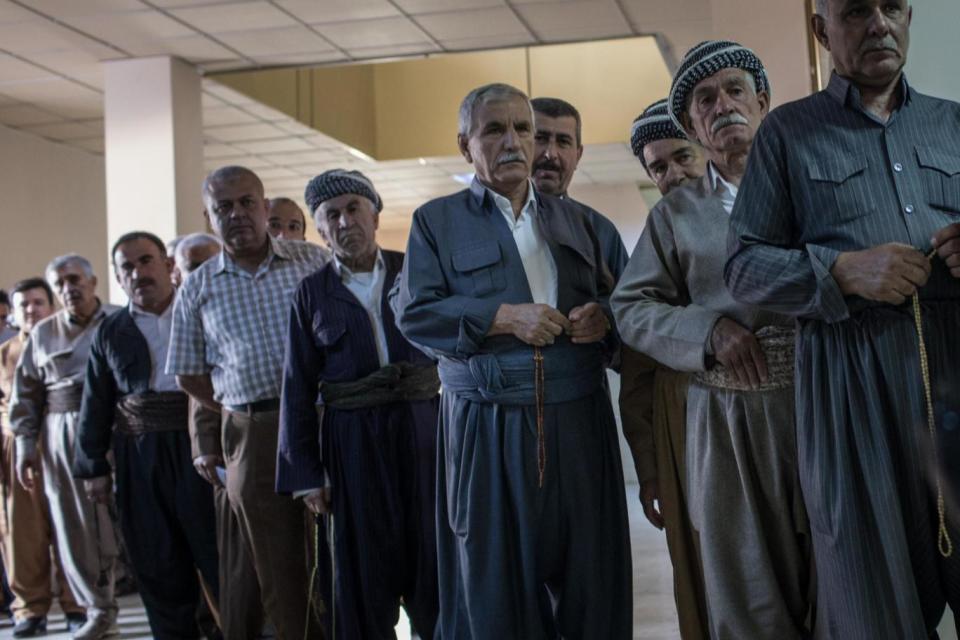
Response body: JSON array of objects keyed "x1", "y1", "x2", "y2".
[
  {"x1": 458, "y1": 134, "x2": 472, "y2": 164},
  {"x1": 811, "y1": 14, "x2": 830, "y2": 52},
  {"x1": 575, "y1": 145, "x2": 584, "y2": 164},
  {"x1": 757, "y1": 90, "x2": 771, "y2": 117}
]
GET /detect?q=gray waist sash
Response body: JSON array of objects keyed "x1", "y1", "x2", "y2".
[
  {"x1": 694, "y1": 325, "x2": 796, "y2": 392},
  {"x1": 115, "y1": 391, "x2": 189, "y2": 435},
  {"x1": 47, "y1": 384, "x2": 84, "y2": 414},
  {"x1": 319, "y1": 362, "x2": 440, "y2": 410},
  {"x1": 438, "y1": 343, "x2": 605, "y2": 406}
]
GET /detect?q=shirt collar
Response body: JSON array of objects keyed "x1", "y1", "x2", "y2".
[
  {"x1": 484, "y1": 179, "x2": 538, "y2": 219},
  {"x1": 216, "y1": 235, "x2": 289, "y2": 276},
  {"x1": 825, "y1": 70, "x2": 912, "y2": 111},
  {"x1": 129, "y1": 296, "x2": 174, "y2": 319},
  {"x1": 67, "y1": 299, "x2": 104, "y2": 326},
  {"x1": 332, "y1": 249, "x2": 384, "y2": 283},
  {"x1": 707, "y1": 162, "x2": 738, "y2": 196},
  {"x1": 470, "y1": 176, "x2": 539, "y2": 215}
]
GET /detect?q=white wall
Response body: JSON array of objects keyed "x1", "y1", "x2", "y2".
[
  {"x1": 0, "y1": 124, "x2": 108, "y2": 298},
  {"x1": 904, "y1": 0, "x2": 960, "y2": 102}
]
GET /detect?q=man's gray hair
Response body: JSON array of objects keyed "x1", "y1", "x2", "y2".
[
  {"x1": 458, "y1": 83, "x2": 533, "y2": 137},
  {"x1": 176, "y1": 232, "x2": 221, "y2": 261},
  {"x1": 45, "y1": 254, "x2": 94, "y2": 283}
]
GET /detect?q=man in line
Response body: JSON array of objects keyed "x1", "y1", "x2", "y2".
[
  {"x1": 0, "y1": 292, "x2": 15, "y2": 345},
  {"x1": 166, "y1": 237, "x2": 186, "y2": 287},
  {"x1": 725, "y1": 1, "x2": 960, "y2": 635},
  {"x1": 0, "y1": 278, "x2": 84, "y2": 637},
  {"x1": 618, "y1": 97, "x2": 708, "y2": 640},
  {"x1": 176, "y1": 232, "x2": 266, "y2": 640},
  {"x1": 530, "y1": 97, "x2": 629, "y2": 280},
  {"x1": 278, "y1": 169, "x2": 439, "y2": 638},
  {"x1": 267, "y1": 197, "x2": 307, "y2": 241},
  {"x1": 396, "y1": 83, "x2": 631, "y2": 637},
  {"x1": 612, "y1": 42, "x2": 812, "y2": 638},
  {"x1": 73, "y1": 232, "x2": 220, "y2": 638},
  {"x1": 167, "y1": 166, "x2": 330, "y2": 639},
  {"x1": 10, "y1": 255, "x2": 120, "y2": 640}
]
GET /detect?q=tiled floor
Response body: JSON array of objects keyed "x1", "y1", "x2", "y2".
[{"x1": 1, "y1": 488, "x2": 955, "y2": 639}]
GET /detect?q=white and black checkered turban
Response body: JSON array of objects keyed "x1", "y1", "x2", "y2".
[
  {"x1": 630, "y1": 99, "x2": 689, "y2": 167},
  {"x1": 668, "y1": 40, "x2": 770, "y2": 131},
  {"x1": 304, "y1": 169, "x2": 382, "y2": 215}
]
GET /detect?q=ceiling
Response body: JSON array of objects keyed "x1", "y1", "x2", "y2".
[{"x1": 0, "y1": 0, "x2": 714, "y2": 212}]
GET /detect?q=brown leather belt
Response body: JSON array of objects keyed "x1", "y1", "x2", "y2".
[
  {"x1": 115, "y1": 391, "x2": 189, "y2": 436},
  {"x1": 46, "y1": 384, "x2": 84, "y2": 413}
]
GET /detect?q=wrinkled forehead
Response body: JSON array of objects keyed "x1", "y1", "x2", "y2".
[
  {"x1": 471, "y1": 95, "x2": 534, "y2": 130},
  {"x1": 692, "y1": 67, "x2": 753, "y2": 94},
  {"x1": 534, "y1": 113, "x2": 577, "y2": 138},
  {"x1": 12, "y1": 288, "x2": 48, "y2": 305},
  {"x1": 205, "y1": 173, "x2": 264, "y2": 201},
  {"x1": 318, "y1": 193, "x2": 375, "y2": 214},
  {"x1": 268, "y1": 201, "x2": 304, "y2": 220}
]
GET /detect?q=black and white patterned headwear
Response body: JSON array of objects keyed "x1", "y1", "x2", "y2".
[
  {"x1": 304, "y1": 169, "x2": 382, "y2": 215},
  {"x1": 630, "y1": 99, "x2": 689, "y2": 168},
  {"x1": 668, "y1": 40, "x2": 770, "y2": 131}
]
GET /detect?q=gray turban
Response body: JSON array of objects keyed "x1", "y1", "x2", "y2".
[
  {"x1": 668, "y1": 40, "x2": 770, "y2": 131},
  {"x1": 630, "y1": 99, "x2": 689, "y2": 168},
  {"x1": 304, "y1": 169, "x2": 382, "y2": 215}
]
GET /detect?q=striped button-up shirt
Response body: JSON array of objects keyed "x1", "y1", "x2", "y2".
[
  {"x1": 725, "y1": 72, "x2": 960, "y2": 320},
  {"x1": 166, "y1": 237, "x2": 330, "y2": 405}
]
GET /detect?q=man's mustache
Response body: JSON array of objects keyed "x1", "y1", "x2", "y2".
[
  {"x1": 533, "y1": 160, "x2": 562, "y2": 174},
  {"x1": 134, "y1": 278, "x2": 156, "y2": 289},
  {"x1": 712, "y1": 112, "x2": 750, "y2": 133},
  {"x1": 862, "y1": 36, "x2": 899, "y2": 54},
  {"x1": 497, "y1": 151, "x2": 526, "y2": 165}
]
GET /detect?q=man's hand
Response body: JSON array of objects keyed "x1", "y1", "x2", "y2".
[
  {"x1": 831, "y1": 243, "x2": 931, "y2": 304},
  {"x1": 16, "y1": 448, "x2": 39, "y2": 491},
  {"x1": 490, "y1": 303, "x2": 572, "y2": 346},
  {"x1": 193, "y1": 455, "x2": 224, "y2": 488},
  {"x1": 303, "y1": 487, "x2": 332, "y2": 515},
  {"x1": 567, "y1": 302, "x2": 610, "y2": 344},
  {"x1": 932, "y1": 223, "x2": 960, "y2": 278},
  {"x1": 640, "y1": 480, "x2": 665, "y2": 530},
  {"x1": 83, "y1": 477, "x2": 112, "y2": 504},
  {"x1": 710, "y1": 317, "x2": 768, "y2": 390}
]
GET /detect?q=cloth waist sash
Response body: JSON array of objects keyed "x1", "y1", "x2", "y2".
[
  {"x1": 438, "y1": 342, "x2": 605, "y2": 406},
  {"x1": 319, "y1": 362, "x2": 440, "y2": 410},
  {"x1": 115, "y1": 391, "x2": 189, "y2": 436},
  {"x1": 694, "y1": 325, "x2": 795, "y2": 392},
  {"x1": 46, "y1": 384, "x2": 84, "y2": 413}
]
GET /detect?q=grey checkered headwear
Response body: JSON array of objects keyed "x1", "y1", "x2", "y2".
[
  {"x1": 668, "y1": 40, "x2": 770, "y2": 131},
  {"x1": 630, "y1": 99, "x2": 689, "y2": 168},
  {"x1": 304, "y1": 169, "x2": 382, "y2": 215}
]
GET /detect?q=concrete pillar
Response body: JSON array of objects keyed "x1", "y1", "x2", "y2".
[{"x1": 103, "y1": 56, "x2": 205, "y2": 302}]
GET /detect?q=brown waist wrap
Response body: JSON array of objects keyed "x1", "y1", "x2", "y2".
[
  {"x1": 319, "y1": 362, "x2": 440, "y2": 410},
  {"x1": 115, "y1": 391, "x2": 190, "y2": 436},
  {"x1": 694, "y1": 325, "x2": 796, "y2": 392},
  {"x1": 46, "y1": 384, "x2": 84, "y2": 413}
]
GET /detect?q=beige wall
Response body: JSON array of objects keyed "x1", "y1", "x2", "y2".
[{"x1": 0, "y1": 123, "x2": 108, "y2": 297}]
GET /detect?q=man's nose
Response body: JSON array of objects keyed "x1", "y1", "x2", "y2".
[{"x1": 865, "y1": 7, "x2": 892, "y2": 38}]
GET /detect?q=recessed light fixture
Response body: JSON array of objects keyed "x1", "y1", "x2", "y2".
[{"x1": 345, "y1": 146, "x2": 374, "y2": 163}]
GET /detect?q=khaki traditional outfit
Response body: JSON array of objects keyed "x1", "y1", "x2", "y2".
[
  {"x1": 9, "y1": 306, "x2": 120, "y2": 625},
  {"x1": 0, "y1": 332, "x2": 82, "y2": 622}
]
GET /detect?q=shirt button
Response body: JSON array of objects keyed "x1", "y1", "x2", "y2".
[
  {"x1": 893, "y1": 162, "x2": 903, "y2": 172},
  {"x1": 904, "y1": 204, "x2": 914, "y2": 214}
]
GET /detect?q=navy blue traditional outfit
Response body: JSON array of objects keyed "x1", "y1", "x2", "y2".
[
  {"x1": 726, "y1": 72, "x2": 960, "y2": 638},
  {"x1": 396, "y1": 178, "x2": 632, "y2": 638},
  {"x1": 73, "y1": 305, "x2": 219, "y2": 639}
]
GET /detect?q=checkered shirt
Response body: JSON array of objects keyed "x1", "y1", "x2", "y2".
[{"x1": 166, "y1": 237, "x2": 330, "y2": 405}]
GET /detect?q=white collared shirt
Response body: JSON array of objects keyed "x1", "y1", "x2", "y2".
[
  {"x1": 130, "y1": 299, "x2": 179, "y2": 392},
  {"x1": 708, "y1": 162, "x2": 739, "y2": 215},
  {"x1": 333, "y1": 250, "x2": 389, "y2": 367},
  {"x1": 487, "y1": 181, "x2": 558, "y2": 307}
]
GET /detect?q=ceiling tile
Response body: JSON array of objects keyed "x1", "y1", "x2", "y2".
[
  {"x1": 236, "y1": 101, "x2": 291, "y2": 121},
  {"x1": 416, "y1": 7, "x2": 528, "y2": 40},
  {"x1": 513, "y1": 0, "x2": 631, "y2": 40},
  {"x1": 27, "y1": 0, "x2": 146, "y2": 16},
  {"x1": 0, "y1": 1, "x2": 40, "y2": 24},
  {"x1": 0, "y1": 54, "x2": 57, "y2": 84},
  {"x1": 0, "y1": 78, "x2": 102, "y2": 119},
  {"x1": 201, "y1": 80, "x2": 256, "y2": 104},
  {"x1": 216, "y1": 25, "x2": 335, "y2": 56},
  {"x1": 346, "y1": 42, "x2": 440, "y2": 60},
  {"x1": 206, "y1": 121, "x2": 286, "y2": 142},
  {"x1": 170, "y1": 2, "x2": 298, "y2": 34},
  {"x1": 150, "y1": 0, "x2": 231, "y2": 6},
  {"x1": 0, "y1": 20, "x2": 122, "y2": 56},
  {"x1": 439, "y1": 33, "x2": 534, "y2": 51},
  {"x1": 275, "y1": 0, "x2": 399, "y2": 24},
  {"x1": 234, "y1": 137, "x2": 314, "y2": 154},
  {"x1": 125, "y1": 33, "x2": 238, "y2": 60},
  {"x1": 201, "y1": 91, "x2": 227, "y2": 107},
  {"x1": 261, "y1": 149, "x2": 343, "y2": 166},
  {"x1": 271, "y1": 120, "x2": 319, "y2": 136},
  {"x1": 20, "y1": 120, "x2": 101, "y2": 140},
  {"x1": 203, "y1": 142, "x2": 246, "y2": 157},
  {"x1": 206, "y1": 154, "x2": 276, "y2": 169},
  {"x1": 313, "y1": 16, "x2": 430, "y2": 50},
  {"x1": 0, "y1": 103, "x2": 65, "y2": 126},
  {"x1": 620, "y1": 0, "x2": 711, "y2": 25},
  {"x1": 24, "y1": 49, "x2": 110, "y2": 83},
  {"x1": 255, "y1": 166, "x2": 300, "y2": 179},
  {"x1": 203, "y1": 105, "x2": 259, "y2": 126},
  {"x1": 62, "y1": 10, "x2": 195, "y2": 42},
  {"x1": 394, "y1": 0, "x2": 502, "y2": 14},
  {"x1": 71, "y1": 136, "x2": 105, "y2": 153}
]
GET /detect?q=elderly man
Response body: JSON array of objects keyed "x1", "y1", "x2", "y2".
[
  {"x1": 612, "y1": 42, "x2": 813, "y2": 638},
  {"x1": 173, "y1": 233, "x2": 220, "y2": 278},
  {"x1": 618, "y1": 98, "x2": 708, "y2": 640},
  {"x1": 396, "y1": 83, "x2": 631, "y2": 637},
  {"x1": 267, "y1": 197, "x2": 307, "y2": 241},
  {"x1": 0, "y1": 278, "x2": 84, "y2": 637},
  {"x1": 73, "y1": 232, "x2": 219, "y2": 639},
  {"x1": 725, "y1": 2, "x2": 960, "y2": 636},
  {"x1": 531, "y1": 97, "x2": 629, "y2": 280},
  {"x1": 10, "y1": 255, "x2": 120, "y2": 640},
  {"x1": 278, "y1": 169, "x2": 439, "y2": 638},
  {"x1": 167, "y1": 166, "x2": 330, "y2": 639}
]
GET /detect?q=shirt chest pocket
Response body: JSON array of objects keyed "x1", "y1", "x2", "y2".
[
  {"x1": 451, "y1": 242, "x2": 506, "y2": 297},
  {"x1": 806, "y1": 155, "x2": 876, "y2": 225},
  {"x1": 916, "y1": 145, "x2": 960, "y2": 215}
]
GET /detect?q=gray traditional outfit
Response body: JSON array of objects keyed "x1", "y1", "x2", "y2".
[
  {"x1": 9, "y1": 305, "x2": 120, "y2": 624},
  {"x1": 726, "y1": 72, "x2": 960, "y2": 639},
  {"x1": 611, "y1": 167, "x2": 812, "y2": 639},
  {"x1": 396, "y1": 178, "x2": 632, "y2": 638}
]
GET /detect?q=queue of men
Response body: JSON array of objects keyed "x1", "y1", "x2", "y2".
[{"x1": 0, "y1": 1, "x2": 958, "y2": 639}]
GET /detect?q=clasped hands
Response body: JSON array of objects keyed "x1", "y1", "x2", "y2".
[{"x1": 492, "y1": 302, "x2": 610, "y2": 347}]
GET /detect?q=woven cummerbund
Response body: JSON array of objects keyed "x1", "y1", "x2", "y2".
[
  {"x1": 693, "y1": 325, "x2": 796, "y2": 392},
  {"x1": 115, "y1": 391, "x2": 189, "y2": 436},
  {"x1": 46, "y1": 384, "x2": 84, "y2": 413}
]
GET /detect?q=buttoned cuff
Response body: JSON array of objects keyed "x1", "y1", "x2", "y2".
[
  {"x1": 807, "y1": 244, "x2": 850, "y2": 323},
  {"x1": 457, "y1": 298, "x2": 503, "y2": 355}
]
